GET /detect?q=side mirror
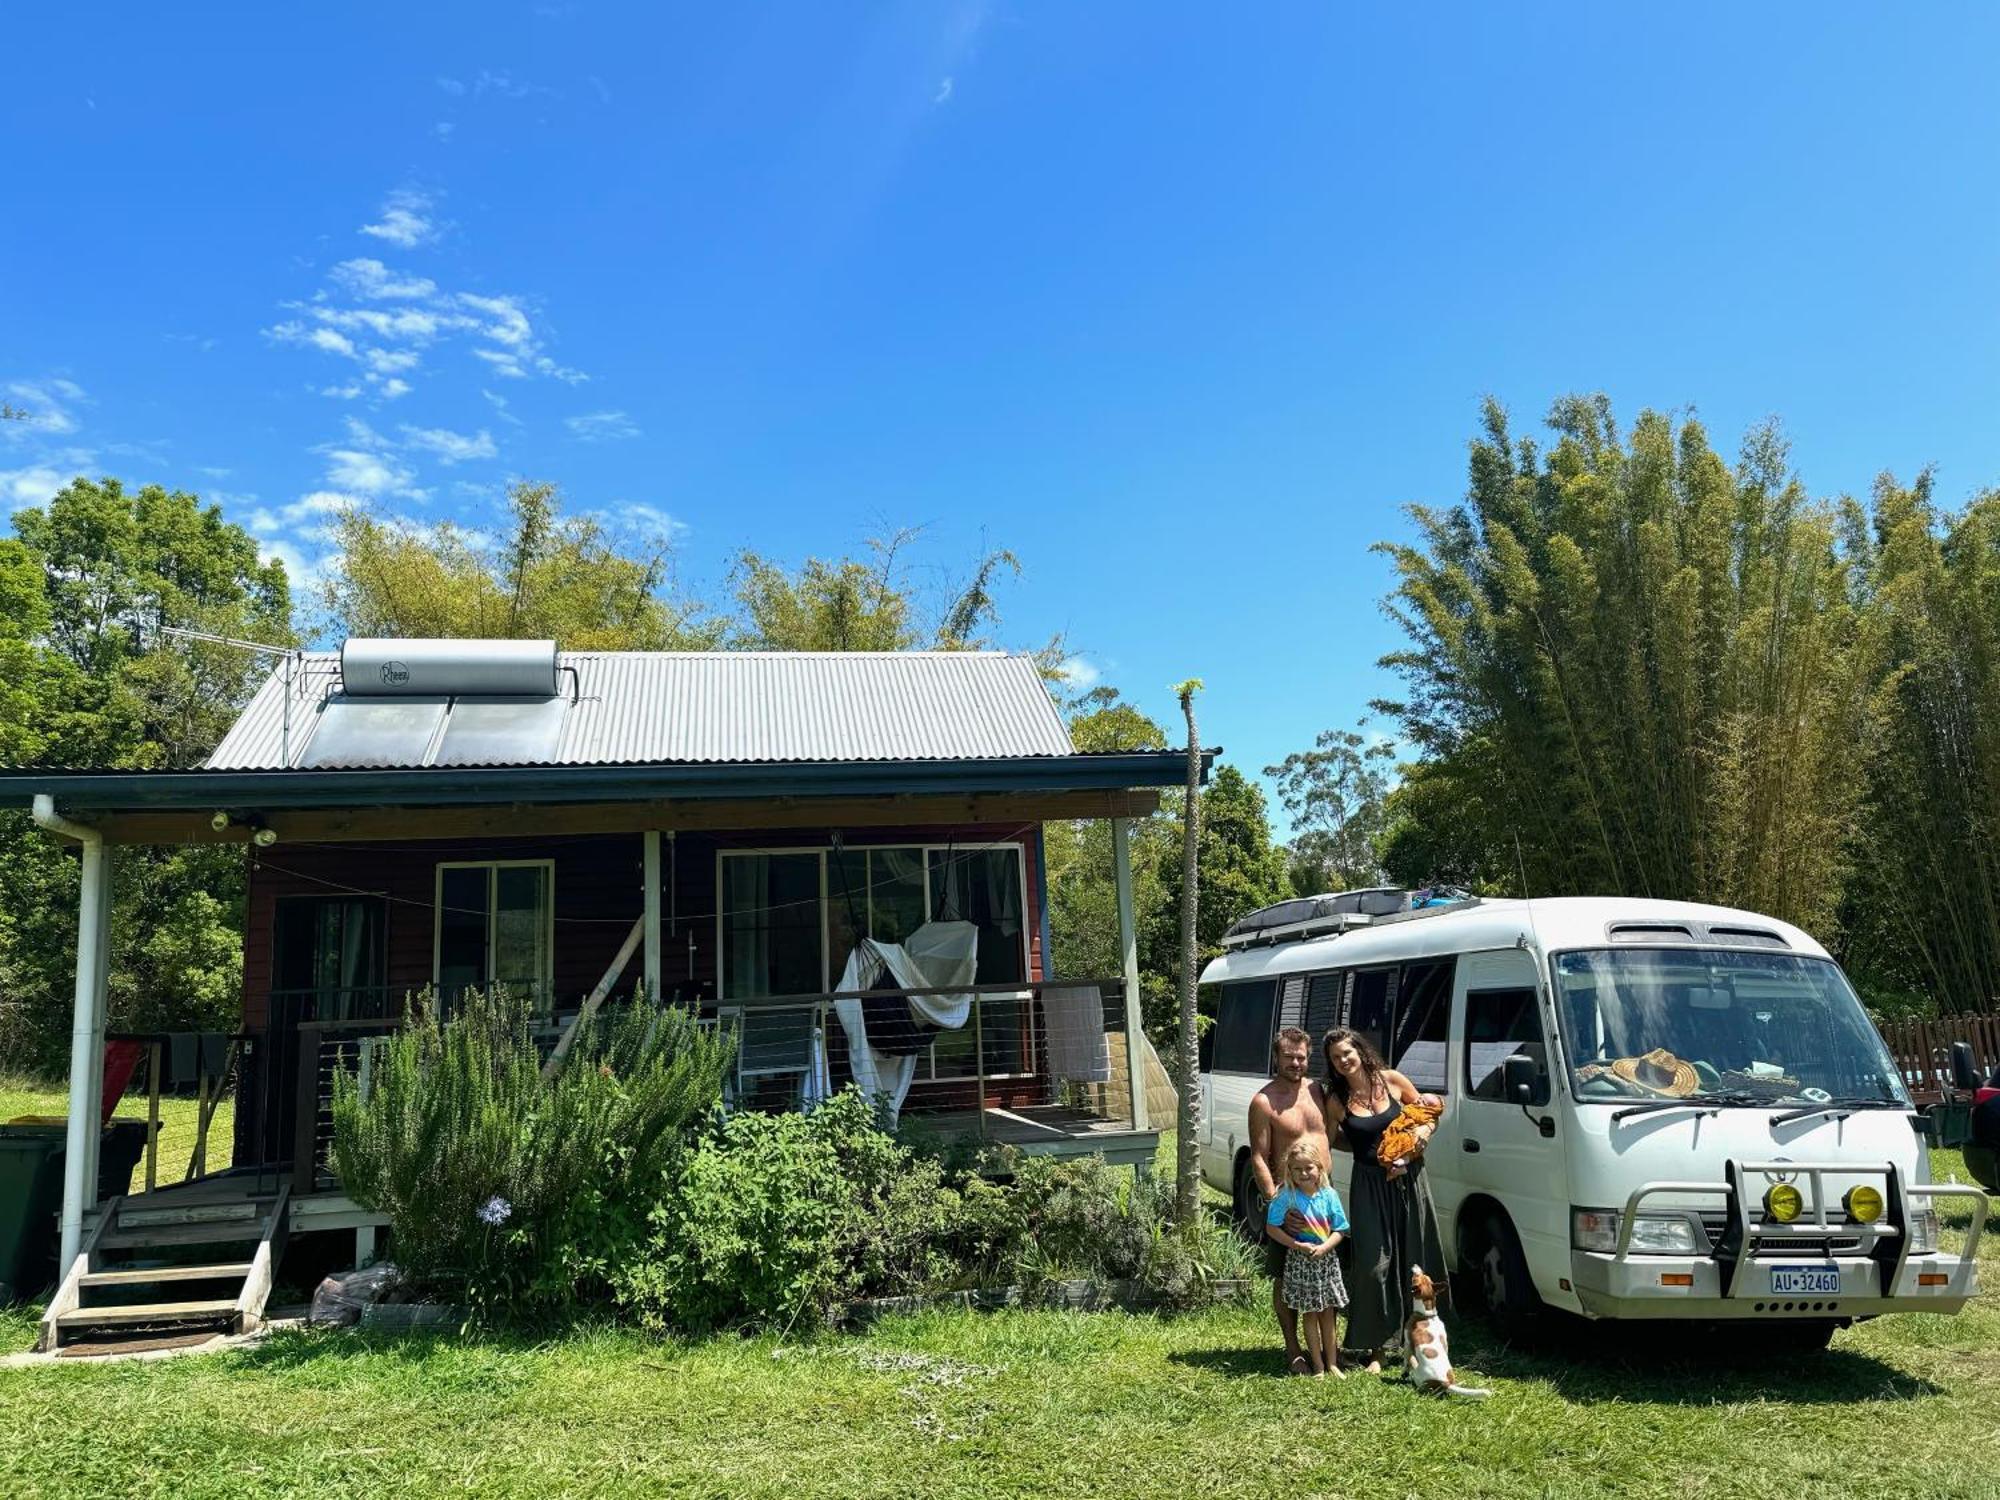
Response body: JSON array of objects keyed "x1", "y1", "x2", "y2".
[
  {"x1": 1951, "y1": 1041, "x2": 1981, "y2": 1093},
  {"x1": 1504, "y1": 1052, "x2": 1540, "y2": 1106}
]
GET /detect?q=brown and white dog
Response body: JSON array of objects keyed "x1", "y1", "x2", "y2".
[{"x1": 1405, "y1": 1265, "x2": 1491, "y2": 1399}]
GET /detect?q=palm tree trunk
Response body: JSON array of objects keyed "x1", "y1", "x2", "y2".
[{"x1": 1174, "y1": 679, "x2": 1204, "y2": 1228}]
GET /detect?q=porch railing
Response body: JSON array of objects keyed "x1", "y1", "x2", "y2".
[
  {"x1": 1877, "y1": 1012, "x2": 2000, "y2": 1106},
  {"x1": 103, "y1": 1030, "x2": 246, "y2": 1193},
  {"x1": 285, "y1": 978, "x2": 1153, "y2": 1192}
]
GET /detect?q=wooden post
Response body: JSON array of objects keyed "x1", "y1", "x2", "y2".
[
  {"x1": 144, "y1": 1040, "x2": 161, "y2": 1193},
  {"x1": 643, "y1": 830, "x2": 663, "y2": 1004},
  {"x1": 1113, "y1": 817, "x2": 1149, "y2": 1133}
]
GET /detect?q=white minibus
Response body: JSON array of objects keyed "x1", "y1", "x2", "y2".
[{"x1": 1197, "y1": 893, "x2": 1989, "y2": 1347}]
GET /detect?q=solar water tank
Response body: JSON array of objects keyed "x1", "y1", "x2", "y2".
[{"x1": 339, "y1": 638, "x2": 559, "y2": 698}]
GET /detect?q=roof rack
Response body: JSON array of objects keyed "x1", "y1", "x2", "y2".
[{"x1": 1219, "y1": 887, "x2": 1478, "y2": 951}]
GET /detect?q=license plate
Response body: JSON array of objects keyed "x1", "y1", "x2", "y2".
[{"x1": 1770, "y1": 1266, "x2": 1840, "y2": 1295}]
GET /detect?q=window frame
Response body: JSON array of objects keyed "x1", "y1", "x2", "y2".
[
  {"x1": 713, "y1": 841, "x2": 1035, "y2": 1080},
  {"x1": 432, "y1": 858, "x2": 557, "y2": 1011},
  {"x1": 1461, "y1": 984, "x2": 1552, "y2": 1105}
]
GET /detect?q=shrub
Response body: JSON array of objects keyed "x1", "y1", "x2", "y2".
[
  {"x1": 330, "y1": 985, "x2": 734, "y2": 1312},
  {"x1": 613, "y1": 1088, "x2": 961, "y2": 1333}
]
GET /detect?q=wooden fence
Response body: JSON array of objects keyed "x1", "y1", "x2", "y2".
[{"x1": 1877, "y1": 1013, "x2": 2000, "y2": 1106}]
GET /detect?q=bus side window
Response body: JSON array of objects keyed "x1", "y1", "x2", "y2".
[
  {"x1": 1210, "y1": 978, "x2": 1279, "y2": 1075},
  {"x1": 1303, "y1": 972, "x2": 1344, "y2": 1046},
  {"x1": 1391, "y1": 959, "x2": 1454, "y2": 1095},
  {"x1": 1349, "y1": 968, "x2": 1396, "y2": 1058},
  {"x1": 1465, "y1": 986, "x2": 1551, "y2": 1104}
]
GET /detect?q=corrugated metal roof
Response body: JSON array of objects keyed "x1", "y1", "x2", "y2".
[{"x1": 206, "y1": 651, "x2": 1077, "y2": 771}]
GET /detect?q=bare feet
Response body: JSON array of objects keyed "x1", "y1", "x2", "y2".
[
  {"x1": 1328, "y1": 1365, "x2": 1347, "y2": 1379},
  {"x1": 1364, "y1": 1359, "x2": 1382, "y2": 1374},
  {"x1": 1288, "y1": 1355, "x2": 1311, "y2": 1377}
]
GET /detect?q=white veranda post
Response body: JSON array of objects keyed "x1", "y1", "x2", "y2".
[
  {"x1": 1113, "y1": 817, "x2": 1149, "y2": 1133},
  {"x1": 59, "y1": 837, "x2": 114, "y2": 1274}
]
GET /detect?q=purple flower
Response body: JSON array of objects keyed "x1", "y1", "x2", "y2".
[{"x1": 477, "y1": 1195, "x2": 513, "y2": 1226}]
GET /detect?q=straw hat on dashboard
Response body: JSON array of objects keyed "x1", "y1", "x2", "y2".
[{"x1": 1609, "y1": 1047, "x2": 1699, "y2": 1098}]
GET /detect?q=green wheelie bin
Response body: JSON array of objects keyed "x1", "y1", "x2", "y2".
[{"x1": 0, "y1": 1120, "x2": 69, "y2": 1303}]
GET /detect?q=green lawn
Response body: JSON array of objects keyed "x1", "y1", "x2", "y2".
[
  {"x1": 1, "y1": 1077, "x2": 235, "y2": 1186},
  {"x1": 0, "y1": 1150, "x2": 1991, "y2": 1499}
]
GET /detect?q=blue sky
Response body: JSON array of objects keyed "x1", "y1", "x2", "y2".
[{"x1": 5, "y1": 4, "x2": 1999, "y2": 828}]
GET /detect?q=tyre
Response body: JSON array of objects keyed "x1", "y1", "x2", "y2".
[
  {"x1": 1232, "y1": 1153, "x2": 1260, "y2": 1240},
  {"x1": 1467, "y1": 1210, "x2": 1542, "y2": 1338}
]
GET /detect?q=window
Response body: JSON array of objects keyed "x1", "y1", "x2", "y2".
[
  {"x1": 719, "y1": 842, "x2": 1033, "y2": 1078},
  {"x1": 1348, "y1": 968, "x2": 1396, "y2": 1058},
  {"x1": 1464, "y1": 986, "x2": 1549, "y2": 1104},
  {"x1": 1391, "y1": 959, "x2": 1454, "y2": 1095},
  {"x1": 720, "y1": 852, "x2": 824, "y2": 999},
  {"x1": 1210, "y1": 979, "x2": 1279, "y2": 1075},
  {"x1": 435, "y1": 862, "x2": 554, "y2": 1013},
  {"x1": 1303, "y1": 972, "x2": 1344, "y2": 1044},
  {"x1": 273, "y1": 895, "x2": 387, "y2": 1022}
]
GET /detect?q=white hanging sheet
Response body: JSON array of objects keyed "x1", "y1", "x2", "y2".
[{"x1": 832, "y1": 922, "x2": 978, "y2": 1127}]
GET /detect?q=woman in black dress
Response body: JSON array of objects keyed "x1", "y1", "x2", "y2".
[{"x1": 1321, "y1": 1027, "x2": 1448, "y2": 1372}]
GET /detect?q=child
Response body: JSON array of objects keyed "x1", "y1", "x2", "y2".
[{"x1": 1265, "y1": 1137, "x2": 1350, "y2": 1377}]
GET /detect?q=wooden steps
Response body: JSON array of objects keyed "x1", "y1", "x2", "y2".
[
  {"x1": 54, "y1": 1298, "x2": 238, "y2": 1331},
  {"x1": 80, "y1": 1263, "x2": 254, "y2": 1289},
  {"x1": 40, "y1": 1184, "x2": 291, "y2": 1351}
]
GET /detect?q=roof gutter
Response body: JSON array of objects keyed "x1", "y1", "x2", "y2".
[
  {"x1": 0, "y1": 750, "x2": 1215, "y2": 813},
  {"x1": 31, "y1": 795, "x2": 113, "y2": 1277}
]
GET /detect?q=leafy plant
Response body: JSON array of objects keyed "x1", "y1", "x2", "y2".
[
  {"x1": 330, "y1": 984, "x2": 734, "y2": 1312},
  {"x1": 614, "y1": 1088, "x2": 962, "y2": 1333}
]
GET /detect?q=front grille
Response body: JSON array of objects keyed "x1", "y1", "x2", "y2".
[{"x1": 1696, "y1": 1212, "x2": 1862, "y2": 1257}]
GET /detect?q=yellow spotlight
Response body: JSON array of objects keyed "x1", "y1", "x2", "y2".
[
  {"x1": 1844, "y1": 1185, "x2": 1883, "y2": 1224},
  {"x1": 1765, "y1": 1184, "x2": 1804, "y2": 1223}
]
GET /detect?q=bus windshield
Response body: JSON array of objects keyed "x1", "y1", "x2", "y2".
[{"x1": 1552, "y1": 948, "x2": 1910, "y2": 1108}]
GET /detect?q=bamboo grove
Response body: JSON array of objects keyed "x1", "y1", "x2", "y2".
[{"x1": 1375, "y1": 395, "x2": 2000, "y2": 1016}]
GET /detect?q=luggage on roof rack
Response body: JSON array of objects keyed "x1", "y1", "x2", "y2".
[{"x1": 1219, "y1": 887, "x2": 1475, "y2": 950}]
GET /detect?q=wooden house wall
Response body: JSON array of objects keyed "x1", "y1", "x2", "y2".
[{"x1": 240, "y1": 822, "x2": 1046, "y2": 1024}]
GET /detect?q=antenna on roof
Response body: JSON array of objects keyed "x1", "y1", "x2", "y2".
[{"x1": 155, "y1": 626, "x2": 303, "y2": 767}]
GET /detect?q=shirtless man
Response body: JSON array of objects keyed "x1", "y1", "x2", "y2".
[{"x1": 1247, "y1": 1025, "x2": 1331, "y2": 1375}]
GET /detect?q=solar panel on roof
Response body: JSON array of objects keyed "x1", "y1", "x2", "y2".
[
  {"x1": 433, "y1": 696, "x2": 569, "y2": 767},
  {"x1": 297, "y1": 697, "x2": 449, "y2": 769}
]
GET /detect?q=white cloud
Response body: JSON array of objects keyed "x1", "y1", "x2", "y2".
[
  {"x1": 619, "y1": 501, "x2": 686, "y2": 536},
  {"x1": 4, "y1": 379, "x2": 87, "y2": 437},
  {"x1": 320, "y1": 383, "x2": 364, "y2": 400},
  {"x1": 459, "y1": 293, "x2": 533, "y2": 348},
  {"x1": 379, "y1": 378, "x2": 412, "y2": 400},
  {"x1": 436, "y1": 75, "x2": 466, "y2": 96},
  {"x1": 329, "y1": 258, "x2": 439, "y2": 301},
  {"x1": 268, "y1": 321, "x2": 358, "y2": 359},
  {"x1": 481, "y1": 389, "x2": 522, "y2": 426},
  {"x1": 0, "y1": 465, "x2": 67, "y2": 506},
  {"x1": 566, "y1": 410, "x2": 639, "y2": 442},
  {"x1": 198, "y1": 465, "x2": 233, "y2": 479},
  {"x1": 400, "y1": 426, "x2": 497, "y2": 464},
  {"x1": 934, "y1": 77, "x2": 954, "y2": 105},
  {"x1": 359, "y1": 188, "x2": 443, "y2": 249},
  {"x1": 363, "y1": 348, "x2": 421, "y2": 375},
  {"x1": 473, "y1": 347, "x2": 529, "y2": 379},
  {"x1": 1056, "y1": 655, "x2": 1101, "y2": 689},
  {"x1": 321, "y1": 446, "x2": 413, "y2": 498}
]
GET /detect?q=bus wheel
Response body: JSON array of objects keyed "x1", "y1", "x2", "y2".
[
  {"x1": 1232, "y1": 1155, "x2": 1259, "y2": 1239},
  {"x1": 1470, "y1": 1211, "x2": 1540, "y2": 1337}
]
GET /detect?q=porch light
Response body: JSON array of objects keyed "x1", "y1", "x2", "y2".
[
  {"x1": 209, "y1": 809, "x2": 231, "y2": 831},
  {"x1": 1764, "y1": 1184, "x2": 1804, "y2": 1223},
  {"x1": 252, "y1": 826, "x2": 278, "y2": 848}
]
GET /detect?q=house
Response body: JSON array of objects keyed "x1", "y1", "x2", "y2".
[{"x1": 0, "y1": 640, "x2": 1206, "y2": 1348}]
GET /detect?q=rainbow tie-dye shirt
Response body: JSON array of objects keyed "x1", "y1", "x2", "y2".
[{"x1": 1265, "y1": 1184, "x2": 1349, "y2": 1246}]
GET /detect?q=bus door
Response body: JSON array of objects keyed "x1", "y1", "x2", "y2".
[{"x1": 1449, "y1": 947, "x2": 1565, "y2": 1275}]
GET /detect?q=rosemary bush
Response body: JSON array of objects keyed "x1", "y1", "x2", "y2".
[{"x1": 330, "y1": 985, "x2": 734, "y2": 1310}]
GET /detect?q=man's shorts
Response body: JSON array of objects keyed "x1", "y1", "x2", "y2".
[{"x1": 1262, "y1": 1225, "x2": 1285, "y2": 1279}]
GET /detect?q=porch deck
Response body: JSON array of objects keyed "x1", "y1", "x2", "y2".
[{"x1": 915, "y1": 1104, "x2": 1160, "y2": 1167}]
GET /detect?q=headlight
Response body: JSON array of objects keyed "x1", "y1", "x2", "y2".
[
  {"x1": 1572, "y1": 1209, "x2": 1700, "y2": 1254},
  {"x1": 1908, "y1": 1207, "x2": 1941, "y2": 1254}
]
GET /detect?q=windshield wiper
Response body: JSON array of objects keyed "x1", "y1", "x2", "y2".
[
  {"x1": 1772, "y1": 1096, "x2": 1902, "y2": 1126},
  {"x1": 1608, "y1": 1091, "x2": 1768, "y2": 1124}
]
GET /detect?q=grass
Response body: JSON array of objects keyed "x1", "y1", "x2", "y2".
[
  {"x1": 0, "y1": 1150, "x2": 1990, "y2": 1499},
  {"x1": 1, "y1": 1076, "x2": 235, "y2": 1184}
]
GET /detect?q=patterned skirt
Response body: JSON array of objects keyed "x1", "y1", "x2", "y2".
[{"x1": 1283, "y1": 1245, "x2": 1349, "y2": 1313}]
